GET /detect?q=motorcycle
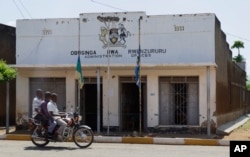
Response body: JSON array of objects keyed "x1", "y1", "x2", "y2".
[{"x1": 29, "y1": 112, "x2": 94, "y2": 148}]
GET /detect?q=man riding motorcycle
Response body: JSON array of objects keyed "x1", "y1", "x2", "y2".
[{"x1": 47, "y1": 93, "x2": 67, "y2": 140}]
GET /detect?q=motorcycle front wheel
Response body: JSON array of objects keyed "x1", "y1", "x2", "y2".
[
  {"x1": 31, "y1": 126, "x2": 49, "y2": 147},
  {"x1": 73, "y1": 126, "x2": 94, "y2": 148}
]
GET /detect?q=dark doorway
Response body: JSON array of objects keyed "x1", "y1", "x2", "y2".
[
  {"x1": 120, "y1": 80, "x2": 146, "y2": 132},
  {"x1": 80, "y1": 83, "x2": 103, "y2": 131}
]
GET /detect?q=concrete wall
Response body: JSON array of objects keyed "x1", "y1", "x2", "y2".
[
  {"x1": 16, "y1": 13, "x2": 216, "y2": 66},
  {"x1": 16, "y1": 65, "x2": 216, "y2": 130},
  {"x1": 214, "y1": 16, "x2": 249, "y2": 127}
]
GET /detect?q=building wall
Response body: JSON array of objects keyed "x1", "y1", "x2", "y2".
[
  {"x1": 214, "y1": 17, "x2": 249, "y2": 127},
  {"x1": 16, "y1": 13, "x2": 216, "y2": 65},
  {"x1": 15, "y1": 12, "x2": 241, "y2": 133},
  {"x1": 0, "y1": 24, "x2": 16, "y2": 126},
  {"x1": 144, "y1": 67, "x2": 216, "y2": 127},
  {"x1": 16, "y1": 66, "x2": 216, "y2": 129}
]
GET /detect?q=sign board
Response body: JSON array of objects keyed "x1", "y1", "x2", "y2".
[{"x1": 16, "y1": 12, "x2": 215, "y2": 65}]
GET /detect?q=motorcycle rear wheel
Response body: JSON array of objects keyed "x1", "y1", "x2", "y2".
[
  {"x1": 31, "y1": 126, "x2": 49, "y2": 147},
  {"x1": 73, "y1": 126, "x2": 94, "y2": 148}
]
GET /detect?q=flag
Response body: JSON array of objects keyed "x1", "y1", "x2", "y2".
[
  {"x1": 75, "y1": 55, "x2": 84, "y2": 89},
  {"x1": 134, "y1": 48, "x2": 141, "y2": 87}
]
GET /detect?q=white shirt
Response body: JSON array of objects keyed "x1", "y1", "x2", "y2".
[
  {"x1": 32, "y1": 97, "x2": 42, "y2": 118},
  {"x1": 47, "y1": 100, "x2": 60, "y2": 120}
]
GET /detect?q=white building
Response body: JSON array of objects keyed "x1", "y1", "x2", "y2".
[{"x1": 15, "y1": 12, "x2": 247, "y2": 134}]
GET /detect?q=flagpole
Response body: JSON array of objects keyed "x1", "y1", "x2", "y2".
[
  {"x1": 77, "y1": 77, "x2": 80, "y2": 114},
  {"x1": 106, "y1": 19, "x2": 111, "y2": 136},
  {"x1": 138, "y1": 16, "x2": 142, "y2": 135},
  {"x1": 107, "y1": 36, "x2": 110, "y2": 136},
  {"x1": 77, "y1": 19, "x2": 81, "y2": 115}
]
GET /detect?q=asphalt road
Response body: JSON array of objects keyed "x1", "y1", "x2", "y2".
[{"x1": 0, "y1": 140, "x2": 229, "y2": 157}]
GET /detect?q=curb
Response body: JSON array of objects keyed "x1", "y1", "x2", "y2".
[
  {"x1": 95, "y1": 136, "x2": 229, "y2": 146},
  {"x1": 1, "y1": 134, "x2": 230, "y2": 146},
  {"x1": 6, "y1": 134, "x2": 31, "y2": 141}
]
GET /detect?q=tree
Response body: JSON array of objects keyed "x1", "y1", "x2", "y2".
[
  {"x1": 0, "y1": 59, "x2": 17, "y2": 82},
  {"x1": 247, "y1": 76, "x2": 250, "y2": 91},
  {"x1": 0, "y1": 59, "x2": 17, "y2": 133},
  {"x1": 233, "y1": 54, "x2": 245, "y2": 62},
  {"x1": 231, "y1": 40, "x2": 244, "y2": 55},
  {"x1": 247, "y1": 82, "x2": 250, "y2": 91}
]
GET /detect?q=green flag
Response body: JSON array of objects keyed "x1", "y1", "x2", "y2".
[{"x1": 75, "y1": 55, "x2": 84, "y2": 89}]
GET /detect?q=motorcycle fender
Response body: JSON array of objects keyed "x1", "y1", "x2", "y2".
[{"x1": 79, "y1": 125, "x2": 91, "y2": 130}]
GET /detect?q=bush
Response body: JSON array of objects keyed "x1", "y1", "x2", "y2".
[
  {"x1": 0, "y1": 59, "x2": 17, "y2": 82},
  {"x1": 233, "y1": 54, "x2": 245, "y2": 62}
]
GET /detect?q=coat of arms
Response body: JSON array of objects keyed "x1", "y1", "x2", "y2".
[{"x1": 98, "y1": 16, "x2": 131, "y2": 48}]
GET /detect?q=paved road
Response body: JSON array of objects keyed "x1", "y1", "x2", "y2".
[{"x1": 0, "y1": 140, "x2": 229, "y2": 157}]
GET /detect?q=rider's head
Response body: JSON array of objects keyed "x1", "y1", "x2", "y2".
[
  {"x1": 36, "y1": 89, "x2": 43, "y2": 99},
  {"x1": 51, "y1": 93, "x2": 57, "y2": 103},
  {"x1": 44, "y1": 91, "x2": 51, "y2": 102}
]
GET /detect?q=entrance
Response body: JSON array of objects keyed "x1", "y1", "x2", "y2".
[
  {"x1": 159, "y1": 76, "x2": 199, "y2": 125},
  {"x1": 80, "y1": 80, "x2": 103, "y2": 131},
  {"x1": 120, "y1": 77, "x2": 147, "y2": 132}
]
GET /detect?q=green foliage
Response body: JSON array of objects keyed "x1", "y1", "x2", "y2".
[
  {"x1": 231, "y1": 40, "x2": 244, "y2": 49},
  {"x1": 246, "y1": 76, "x2": 250, "y2": 91},
  {"x1": 247, "y1": 83, "x2": 250, "y2": 91},
  {"x1": 233, "y1": 54, "x2": 245, "y2": 62},
  {"x1": 231, "y1": 40, "x2": 244, "y2": 55},
  {"x1": 0, "y1": 59, "x2": 17, "y2": 82}
]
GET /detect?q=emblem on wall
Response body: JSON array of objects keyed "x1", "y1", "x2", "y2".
[{"x1": 98, "y1": 16, "x2": 131, "y2": 48}]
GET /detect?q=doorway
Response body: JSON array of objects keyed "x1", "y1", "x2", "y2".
[
  {"x1": 120, "y1": 77, "x2": 147, "y2": 132},
  {"x1": 159, "y1": 76, "x2": 199, "y2": 125},
  {"x1": 80, "y1": 79, "x2": 103, "y2": 131}
]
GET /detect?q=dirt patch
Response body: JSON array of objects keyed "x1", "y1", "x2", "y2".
[{"x1": 222, "y1": 120, "x2": 250, "y2": 140}]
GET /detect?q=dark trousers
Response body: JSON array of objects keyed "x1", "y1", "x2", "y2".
[{"x1": 34, "y1": 114, "x2": 47, "y2": 126}]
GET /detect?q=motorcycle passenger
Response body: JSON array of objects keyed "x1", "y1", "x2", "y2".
[
  {"x1": 40, "y1": 91, "x2": 56, "y2": 138},
  {"x1": 31, "y1": 89, "x2": 44, "y2": 134},
  {"x1": 32, "y1": 89, "x2": 44, "y2": 122},
  {"x1": 47, "y1": 93, "x2": 67, "y2": 141}
]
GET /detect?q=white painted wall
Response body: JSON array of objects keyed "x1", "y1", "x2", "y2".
[
  {"x1": 16, "y1": 12, "x2": 216, "y2": 65},
  {"x1": 16, "y1": 65, "x2": 216, "y2": 127},
  {"x1": 143, "y1": 67, "x2": 216, "y2": 127},
  {"x1": 16, "y1": 74, "x2": 29, "y2": 120},
  {"x1": 102, "y1": 70, "x2": 119, "y2": 126}
]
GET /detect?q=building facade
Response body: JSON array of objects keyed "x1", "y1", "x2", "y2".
[{"x1": 15, "y1": 12, "x2": 249, "y2": 133}]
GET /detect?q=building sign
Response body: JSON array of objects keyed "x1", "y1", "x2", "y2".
[{"x1": 16, "y1": 12, "x2": 215, "y2": 65}]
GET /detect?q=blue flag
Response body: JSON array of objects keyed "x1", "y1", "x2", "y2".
[
  {"x1": 75, "y1": 55, "x2": 84, "y2": 89},
  {"x1": 135, "y1": 48, "x2": 141, "y2": 87}
]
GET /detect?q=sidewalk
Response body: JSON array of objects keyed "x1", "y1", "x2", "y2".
[{"x1": 1, "y1": 114, "x2": 249, "y2": 146}]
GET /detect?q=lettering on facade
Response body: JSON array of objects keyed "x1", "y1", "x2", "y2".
[
  {"x1": 42, "y1": 28, "x2": 52, "y2": 35},
  {"x1": 174, "y1": 25, "x2": 184, "y2": 31},
  {"x1": 70, "y1": 48, "x2": 166, "y2": 59},
  {"x1": 128, "y1": 49, "x2": 167, "y2": 57},
  {"x1": 70, "y1": 50, "x2": 123, "y2": 58}
]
